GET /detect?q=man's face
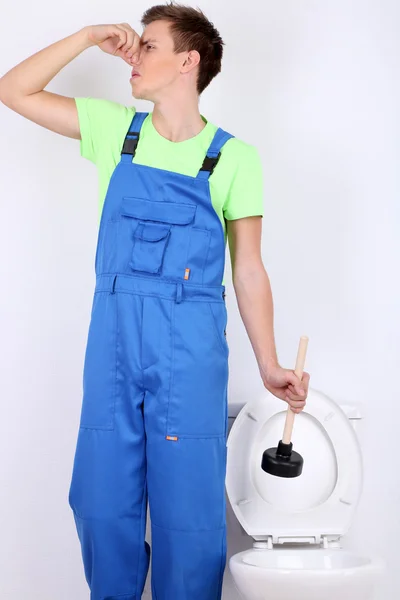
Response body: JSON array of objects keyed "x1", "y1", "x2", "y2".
[{"x1": 128, "y1": 20, "x2": 195, "y2": 102}]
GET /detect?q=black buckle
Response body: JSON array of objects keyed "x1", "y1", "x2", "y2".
[
  {"x1": 200, "y1": 152, "x2": 221, "y2": 175},
  {"x1": 121, "y1": 135, "x2": 139, "y2": 155}
]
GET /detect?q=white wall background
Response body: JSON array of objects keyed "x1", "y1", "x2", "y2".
[{"x1": 0, "y1": 1, "x2": 398, "y2": 598}]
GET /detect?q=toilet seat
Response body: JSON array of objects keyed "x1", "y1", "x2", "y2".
[{"x1": 225, "y1": 387, "x2": 363, "y2": 544}]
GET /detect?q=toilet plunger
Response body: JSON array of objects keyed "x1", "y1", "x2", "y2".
[{"x1": 261, "y1": 335, "x2": 308, "y2": 478}]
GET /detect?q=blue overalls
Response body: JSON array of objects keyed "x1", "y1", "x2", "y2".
[{"x1": 68, "y1": 112, "x2": 235, "y2": 599}]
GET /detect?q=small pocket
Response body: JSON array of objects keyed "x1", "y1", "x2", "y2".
[
  {"x1": 130, "y1": 221, "x2": 171, "y2": 274},
  {"x1": 79, "y1": 292, "x2": 117, "y2": 430},
  {"x1": 120, "y1": 197, "x2": 196, "y2": 277}
]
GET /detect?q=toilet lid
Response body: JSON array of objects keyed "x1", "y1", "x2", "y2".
[{"x1": 225, "y1": 387, "x2": 363, "y2": 541}]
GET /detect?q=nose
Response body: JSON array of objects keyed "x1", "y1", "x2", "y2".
[
  {"x1": 123, "y1": 51, "x2": 139, "y2": 66},
  {"x1": 125, "y1": 54, "x2": 140, "y2": 68},
  {"x1": 129, "y1": 49, "x2": 141, "y2": 64}
]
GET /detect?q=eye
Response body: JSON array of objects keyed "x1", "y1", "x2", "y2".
[{"x1": 146, "y1": 45, "x2": 154, "y2": 50}]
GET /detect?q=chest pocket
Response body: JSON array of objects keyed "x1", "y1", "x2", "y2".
[{"x1": 120, "y1": 196, "x2": 196, "y2": 275}]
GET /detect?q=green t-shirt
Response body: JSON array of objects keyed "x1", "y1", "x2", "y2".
[{"x1": 75, "y1": 98, "x2": 264, "y2": 239}]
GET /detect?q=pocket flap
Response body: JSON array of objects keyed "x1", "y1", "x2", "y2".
[
  {"x1": 121, "y1": 197, "x2": 196, "y2": 225},
  {"x1": 134, "y1": 222, "x2": 171, "y2": 242}
]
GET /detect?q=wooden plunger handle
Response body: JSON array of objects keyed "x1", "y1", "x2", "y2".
[{"x1": 282, "y1": 335, "x2": 309, "y2": 444}]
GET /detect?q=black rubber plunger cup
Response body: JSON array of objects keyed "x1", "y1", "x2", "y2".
[{"x1": 261, "y1": 335, "x2": 308, "y2": 478}]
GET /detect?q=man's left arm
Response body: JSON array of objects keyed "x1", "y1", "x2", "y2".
[{"x1": 226, "y1": 215, "x2": 310, "y2": 411}]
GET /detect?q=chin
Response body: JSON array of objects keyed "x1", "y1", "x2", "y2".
[
  {"x1": 130, "y1": 85, "x2": 142, "y2": 99},
  {"x1": 131, "y1": 91, "x2": 146, "y2": 101},
  {"x1": 133, "y1": 90, "x2": 154, "y2": 103}
]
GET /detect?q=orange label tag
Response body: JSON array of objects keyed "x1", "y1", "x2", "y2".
[
  {"x1": 184, "y1": 268, "x2": 190, "y2": 280},
  {"x1": 166, "y1": 435, "x2": 178, "y2": 441}
]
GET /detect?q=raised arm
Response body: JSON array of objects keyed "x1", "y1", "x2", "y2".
[{"x1": 0, "y1": 27, "x2": 94, "y2": 139}]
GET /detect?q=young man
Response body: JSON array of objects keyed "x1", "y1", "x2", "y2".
[{"x1": 0, "y1": 3, "x2": 309, "y2": 598}]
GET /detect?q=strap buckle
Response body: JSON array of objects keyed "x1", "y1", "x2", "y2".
[
  {"x1": 121, "y1": 135, "x2": 139, "y2": 155},
  {"x1": 200, "y1": 152, "x2": 221, "y2": 175}
]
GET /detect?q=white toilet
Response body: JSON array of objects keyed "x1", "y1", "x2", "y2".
[{"x1": 225, "y1": 387, "x2": 386, "y2": 600}]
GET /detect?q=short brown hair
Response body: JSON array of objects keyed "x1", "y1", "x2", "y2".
[{"x1": 141, "y1": 2, "x2": 224, "y2": 95}]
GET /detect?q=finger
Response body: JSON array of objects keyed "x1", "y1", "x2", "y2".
[
  {"x1": 287, "y1": 387, "x2": 305, "y2": 400},
  {"x1": 296, "y1": 380, "x2": 306, "y2": 396},
  {"x1": 301, "y1": 372, "x2": 310, "y2": 389},
  {"x1": 102, "y1": 25, "x2": 125, "y2": 55},
  {"x1": 117, "y1": 23, "x2": 141, "y2": 58},
  {"x1": 286, "y1": 398, "x2": 305, "y2": 413},
  {"x1": 287, "y1": 371, "x2": 305, "y2": 396},
  {"x1": 291, "y1": 370, "x2": 310, "y2": 394},
  {"x1": 287, "y1": 399, "x2": 306, "y2": 410},
  {"x1": 117, "y1": 23, "x2": 135, "y2": 53},
  {"x1": 286, "y1": 398, "x2": 306, "y2": 408},
  {"x1": 112, "y1": 25, "x2": 128, "y2": 54},
  {"x1": 296, "y1": 382, "x2": 306, "y2": 396},
  {"x1": 288, "y1": 383, "x2": 303, "y2": 396},
  {"x1": 286, "y1": 388, "x2": 303, "y2": 400},
  {"x1": 286, "y1": 389, "x2": 305, "y2": 402},
  {"x1": 286, "y1": 397, "x2": 306, "y2": 412}
]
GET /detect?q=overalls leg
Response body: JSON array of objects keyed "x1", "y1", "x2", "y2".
[
  {"x1": 68, "y1": 292, "x2": 151, "y2": 599},
  {"x1": 142, "y1": 293, "x2": 229, "y2": 599}
]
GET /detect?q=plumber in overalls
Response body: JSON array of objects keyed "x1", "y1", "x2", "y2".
[{"x1": 68, "y1": 8, "x2": 309, "y2": 600}]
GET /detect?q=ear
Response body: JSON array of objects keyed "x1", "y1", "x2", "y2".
[{"x1": 181, "y1": 50, "x2": 200, "y2": 72}]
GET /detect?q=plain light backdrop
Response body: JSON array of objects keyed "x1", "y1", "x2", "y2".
[{"x1": 0, "y1": 1, "x2": 398, "y2": 598}]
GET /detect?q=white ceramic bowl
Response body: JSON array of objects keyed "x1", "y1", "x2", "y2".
[{"x1": 229, "y1": 547, "x2": 386, "y2": 600}]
